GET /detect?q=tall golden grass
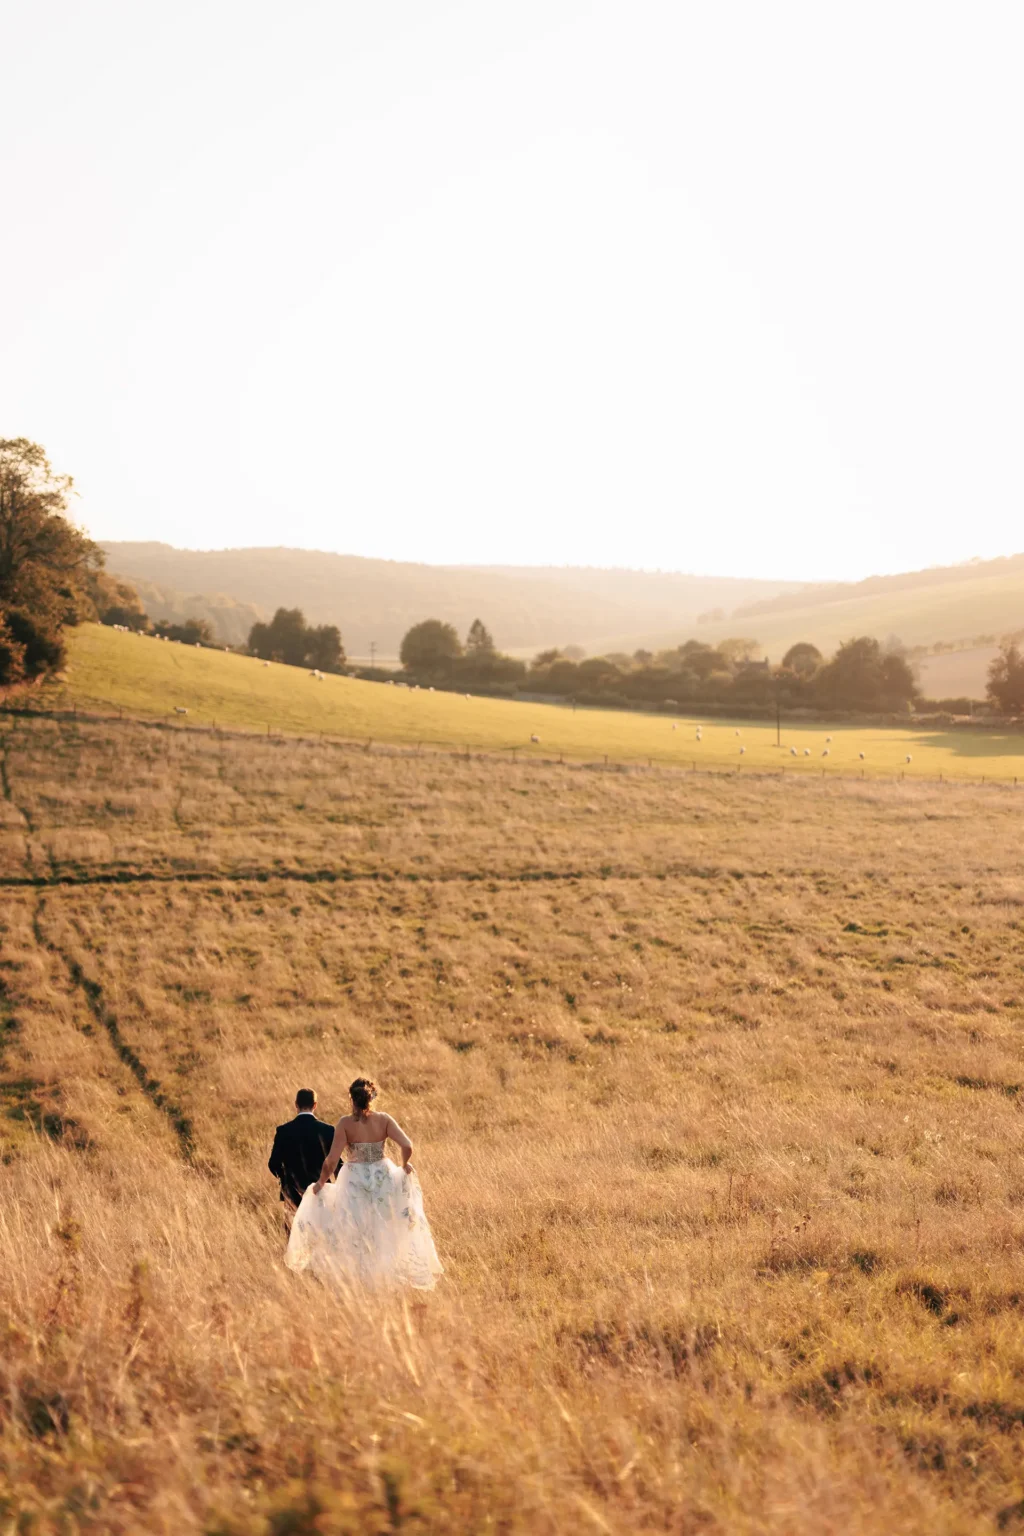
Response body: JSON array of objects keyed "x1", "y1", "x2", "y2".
[{"x1": 2, "y1": 716, "x2": 1024, "y2": 1533}]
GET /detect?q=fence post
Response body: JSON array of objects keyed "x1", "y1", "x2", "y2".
[{"x1": 266, "y1": 722, "x2": 270, "y2": 736}]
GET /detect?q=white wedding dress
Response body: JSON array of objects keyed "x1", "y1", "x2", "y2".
[{"x1": 285, "y1": 1140, "x2": 442, "y2": 1291}]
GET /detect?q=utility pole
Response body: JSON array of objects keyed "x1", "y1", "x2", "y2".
[{"x1": 369, "y1": 640, "x2": 377, "y2": 671}]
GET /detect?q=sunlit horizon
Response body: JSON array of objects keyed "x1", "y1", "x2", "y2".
[{"x1": 4, "y1": 2, "x2": 1023, "y2": 586}]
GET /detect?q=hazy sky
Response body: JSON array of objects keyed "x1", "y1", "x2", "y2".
[{"x1": 3, "y1": 2, "x2": 1022, "y2": 581}]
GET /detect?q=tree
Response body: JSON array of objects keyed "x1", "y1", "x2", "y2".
[
  {"x1": 577, "y1": 657, "x2": 622, "y2": 685},
  {"x1": 781, "y1": 642, "x2": 823, "y2": 678},
  {"x1": 718, "y1": 637, "x2": 761, "y2": 665},
  {"x1": 676, "y1": 641, "x2": 726, "y2": 682},
  {"x1": 816, "y1": 637, "x2": 916, "y2": 711},
  {"x1": 103, "y1": 605, "x2": 150, "y2": 632},
  {"x1": 0, "y1": 439, "x2": 101, "y2": 683},
  {"x1": 399, "y1": 620, "x2": 463, "y2": 676},
  {"x1": 466, "y1": 618, "x2": 494, "y2": 655},
  {"x1": 249, "y1": 607, "x2": 307, "y2": 665},
  {"x1": 987, "y1": 642, "x2": 1024, "y2": 714},
  {"x1": 247, "y1": 608, "x2": 345, "y2": 670},
  {"x1": 305, "y1": 623, "x2": 344, "y2": 672},
  {"x1": 83, "y1": 567, "x2": 146, "y2": 627},
  {"x1": 154, "y1": 617, "x2": 215, "y2": 646}
]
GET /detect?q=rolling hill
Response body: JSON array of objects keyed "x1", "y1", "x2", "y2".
[{"x1": 99, "y1": 543, "x2": 802, "y2": 656}]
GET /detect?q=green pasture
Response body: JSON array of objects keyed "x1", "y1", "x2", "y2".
[{"x1": 30, "y1": 623, "x2": 1024, "y2": 781}]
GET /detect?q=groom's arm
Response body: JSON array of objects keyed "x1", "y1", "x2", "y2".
[
  {"x1": 268, "y1": 1127, "x2": 285, "y2": 1178},
  {"x1": 317, "y1": 1121, "x2": 336, "y2": 1178}
]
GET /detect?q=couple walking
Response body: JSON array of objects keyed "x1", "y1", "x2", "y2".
[{"x1": 268, "y1": 1077, "x2": 442, "y2": 1291}]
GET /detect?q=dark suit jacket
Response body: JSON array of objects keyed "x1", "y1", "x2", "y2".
[{"x1": 268, "y1": 1114, "x2": 335, "y2": 1205}]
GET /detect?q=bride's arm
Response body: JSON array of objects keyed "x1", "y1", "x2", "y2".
[
  {"x1": 313, "y1": 1122, "x2": 346, "y2": 1194},
  {"x1": 384, "y1": 1115, "x2": 414, "y2": 1175}
]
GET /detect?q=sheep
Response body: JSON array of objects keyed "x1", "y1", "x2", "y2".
[
  {"x1": 262, "y1": 660, "x2": 271, "y2": 667},
  {"x1": 671, "y1": 724, "x2": 677, "y2": 731},
  {"x1": 826, "y1": 735, "x2": 832, "y2": 743},
  {"x1": 739, "y1": 746, "x2": 746, "y2": 755},
  {"x1": 530, "y1": 734, "x2": 540, "y2": 744},
  {"x1": 822, "y1": 749, "x2": 829, "y2": 757},
  {"x1": 790, "y1": 747, "x2": 797, "y2": 755},
  {"x1": 803, "y1": 748, "x2": 810, "y2": 756},
  {"x1": 174, "y1": 707, "x2": 188, "y2": 716},
  {"x1": 859, "y1": 752, "x2": 865, "y2": 760},
  {"x1": 905, "y1": 754, "x2": 912, "y2": 764},
  {"x1": 735, "y1": 730, "x2": 741, "y2": 737}
]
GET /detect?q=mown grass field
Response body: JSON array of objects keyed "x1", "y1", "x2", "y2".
[
  {"x1": 39, "y1": 623, "x2": 1024, "y2": 782},
  {"x1": 3, "y1": 715, "x2": 1024, "y2": 1533},
  {"x1": 917, "y1": 646, "x2": 998, "y2": 704}
]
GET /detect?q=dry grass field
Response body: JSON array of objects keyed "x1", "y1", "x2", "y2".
[{"x1": 3, "y1": 715, "x2": 1024, "y2": 1533}]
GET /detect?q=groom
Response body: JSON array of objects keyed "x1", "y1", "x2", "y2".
[{"x1": 268, "y1": 1088, "x2": 335, "y2": 1228}]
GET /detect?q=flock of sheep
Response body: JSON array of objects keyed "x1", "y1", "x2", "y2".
[{"x1": 677, "y1": 724, "x2": 911, "y2": 764}]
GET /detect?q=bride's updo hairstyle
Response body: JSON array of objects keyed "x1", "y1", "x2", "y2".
[{"x1": 349, "y1": 1077, "x2": 379, "y2": 1119}]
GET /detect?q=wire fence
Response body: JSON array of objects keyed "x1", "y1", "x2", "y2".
[{"x1": 2, "y1": 696, "x2": 1022, "y2": 790}]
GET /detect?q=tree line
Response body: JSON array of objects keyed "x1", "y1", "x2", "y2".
[
  {"x1": 389, "y1": 620, "x2": 970, "y2": 714},
  {"x1": 391, "y1": 621, "x2": 1024, "y2": 715}
]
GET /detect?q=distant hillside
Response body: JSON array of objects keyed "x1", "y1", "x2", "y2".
[
  {"x1": 100, "y1": 544, "x2": 801, "y2": 654},
  {"x1": 608, "y1": 553, "x2": 1024, "y2": 661}
]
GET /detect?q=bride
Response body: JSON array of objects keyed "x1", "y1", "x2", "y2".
[{"x1": 285, "y1": 1077, "x2": 442, "y2": 1291}]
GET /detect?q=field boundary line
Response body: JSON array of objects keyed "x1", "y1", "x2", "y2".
[{"x1": 32, "y1": 894, "x2": 196, "y2": 1161}]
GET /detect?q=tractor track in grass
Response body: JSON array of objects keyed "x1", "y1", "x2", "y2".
[
  {"x1": 0, "y1": 861, "x2": 786, "y2": 893},
  {"x1": 32, "y1": 892, "x2": 196, "y2": 1161}
]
